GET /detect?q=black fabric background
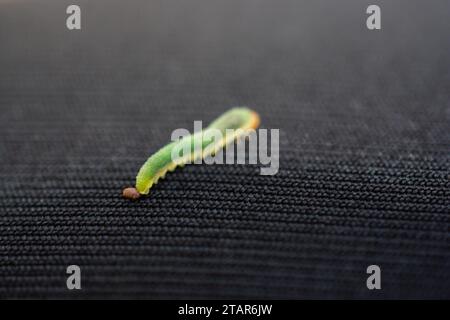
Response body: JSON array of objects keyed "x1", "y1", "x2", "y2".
[{"x1": 0, "y1": 0, "x2": 449, "y2": 299}]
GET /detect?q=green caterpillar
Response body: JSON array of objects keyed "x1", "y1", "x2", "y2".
[{"x1": 123, "y1": 107, "x2": 260, "y2": 200}]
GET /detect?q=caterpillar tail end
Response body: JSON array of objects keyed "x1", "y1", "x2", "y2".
[
  {"x1": 122, "y1": 187, "x2": 141, "y2": 200},
  {"x1": 248, "y1": 111, "x2": 261, "y2": 130}
]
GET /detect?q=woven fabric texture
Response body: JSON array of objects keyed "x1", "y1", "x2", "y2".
[{"x1": 0, "y1": 0, "x2": 449, "y2": 299}]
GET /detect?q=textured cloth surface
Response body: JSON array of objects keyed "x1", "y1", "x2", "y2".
[{"x1": 0, "y1": 0, "x2": 449, "y2": 299}]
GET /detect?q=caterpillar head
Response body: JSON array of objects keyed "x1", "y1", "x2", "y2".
[{"x1": 122, "y1": 187, "x2": 141, "y2": 200}]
